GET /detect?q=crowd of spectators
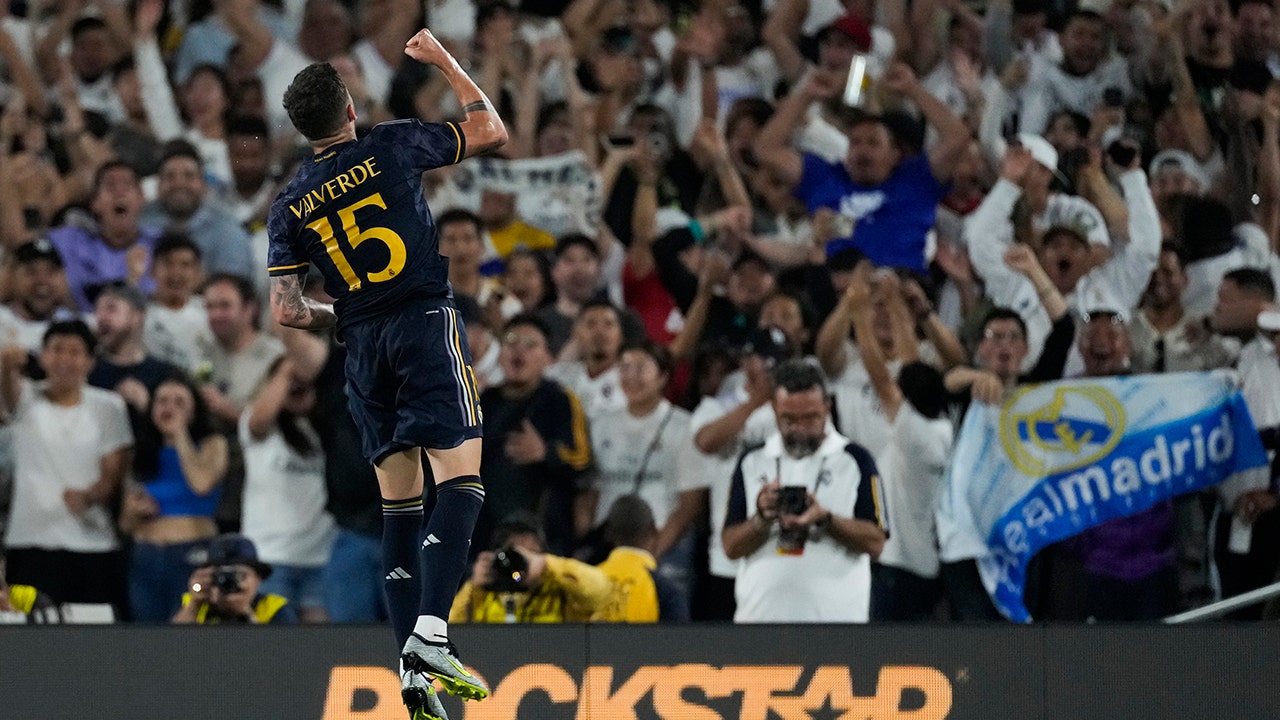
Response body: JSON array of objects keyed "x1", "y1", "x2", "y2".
[{"x1": 4, "y1": 0, "x2": 1280, "y2": 625}]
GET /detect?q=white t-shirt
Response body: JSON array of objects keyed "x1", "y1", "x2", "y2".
[
  {"x1": 731, "y1": 431, "x2": 883, "y2": 623},
  {"x1": 545, "y1": 362, "x2": 625, "y2": 421},
  {"x1": 588, "y1": 400, "x2": 698, "y2": 527},
  {"x1": 238, "y1": 412, "x2": 336, "y2": 567},
  {"x1": 827, "y1": 339, "x2": 939, "y2": 467},
  {"x1": 689, "y1": 388, "x2": 778, "y2": 578},
  {"x1": 876, "y1": 404, "x2": 954, "y2": 579},
  {"x1": 0, "y1": 305, "x2": 57, "y2": 353},
  {"x1": 4, "y1": 382, "x2": 132, "y2": 552},
  {"x1": 350, "y1": 39, "x2": 395, "y2": 107},
  {"x1": 145, "y1": 298, "x2": 215, "y2": 373}
]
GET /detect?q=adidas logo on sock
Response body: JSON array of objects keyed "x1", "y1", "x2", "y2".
[
  {"x1": 422, "y1": 534, "x2": 442, "y2": 547},
  {"x1": 385, "y1": 567, "x2": 412, "y2": 580}
]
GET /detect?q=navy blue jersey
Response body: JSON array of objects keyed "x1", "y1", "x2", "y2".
[{"x1": 267, "y1": 120, "x2": 466, "y2": 328}]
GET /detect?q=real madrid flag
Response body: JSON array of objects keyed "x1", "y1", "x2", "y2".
[{"x1": 942, "y1": 372, "x2": 1268, "y2": 621}]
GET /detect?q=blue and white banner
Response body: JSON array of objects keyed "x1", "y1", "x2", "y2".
[{"x1": 944, "y1": 372, "x2": 1268, "y2": 622}]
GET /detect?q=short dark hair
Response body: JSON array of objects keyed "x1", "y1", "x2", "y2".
[
  {"x1": 535, "y1": 100, "x2": 570, "y2": 138},
  {"x1": 981, "y1": 307, "x2": 1029, "y2": 340},
  {"x1": 282, "y1": 63, "x2": 350, "y2": 142},
  {"x1": 1047, "y1": 109, "x2": 1090, "y2": 138},
  {"x1": 503, "y1": 313, "x2": 551, "y2": 343},
  {"x1": 154, "y1": 232, "x2": 203, "y2": 263},
  {"x1": 898, "y1": 361, "x2": 948, "y2": 420},
  {"x1": 1066, "y1": 9, "x2": 1106, "y2": 26},
  {"x1": 92, "y1": 160, "x2": 140, "y2": 196},
  {"x1": 437, "y1": 208, "x2": 483, "y2": 234},
  {"x1": 622, "y1": 339, "x2": 674, "y2": 379},
  {"x1": 602, "y1": 494, "x2": 657, "y2": 548},
  {"x1": 772, "y1": 359, "x2": 826, "y2": 395},
  {"x1": 554, "y1": 234, "x2": 599, "y2": 259},
  {"x1": 43, "y1": 319, "x2": 96, "y2": 355},
  {"x1": 578, "y1": 298, "x2": 621, "y2": 324},
  {"x1": 725, "y1": 97, "x2": 774, "y2": 135},
  {"x1": 159, "y1": 139, "x2": 204, "y2": 172},
  {"x1": 226, "y1": 115, "x2": 271, "y2": 142},
  {"x1": 1223, "y1": 267, "x2": 1277, "y2": 302},
  {"x1": 204, "y1": 273, "x2": 258, "y2": 306},
  {"x1": 492, "y1": 511, "x2": 547, "y2": 552}
]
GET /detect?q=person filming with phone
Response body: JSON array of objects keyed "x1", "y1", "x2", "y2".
[
  {"x1": 722, "y1": 360, "x2": 887, "y2": 623},
  {"x1": 171, "y1": 534, "x2": 297, "y2": 625}
]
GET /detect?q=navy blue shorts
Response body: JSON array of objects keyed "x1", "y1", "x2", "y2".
[{"x1": 343, "y1": 297, "x2": 483, "y2": 465}]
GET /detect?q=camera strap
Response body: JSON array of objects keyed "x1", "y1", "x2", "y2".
[{"x1": 630, "y1": 405, "x2": 676, "y2": 493}]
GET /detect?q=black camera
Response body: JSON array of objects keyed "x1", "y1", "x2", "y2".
[
  {"x1": 779, "y1": 486, "x2": 810, "y2": 516},
  {"x1": 212, "y1": 566, "x2": 243, "y2": 595},
  {"x1": 487, "y1": 547, "x2": 529, "y2": 593}
]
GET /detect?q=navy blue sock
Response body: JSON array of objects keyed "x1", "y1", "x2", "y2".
[
  {"x1": 416, "y1": 475, "x2": 485, "y2": 630},
  {"x1": 380, "y1": 495, "x2": 424, "y2": 650}
]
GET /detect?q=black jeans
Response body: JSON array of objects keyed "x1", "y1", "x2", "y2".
[{"x1": 1082, "y1": 565, "x2": 1179, "y2": 622}]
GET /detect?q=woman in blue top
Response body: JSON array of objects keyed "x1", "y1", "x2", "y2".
[{"x1": 120, "y1": 373, "x2": 228, "y2": 622}]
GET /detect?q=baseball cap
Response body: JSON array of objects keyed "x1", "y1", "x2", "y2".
[
  {"x1": 1078, "y1": 285, "x2": 1130, "y2": 324},
  {"x1": 819, "y1": 13, "x2": 873, "y2": 52},
  {"x1": 200, "y1": 534, "x2": 273, "y2": 579},
  {"x1": 1150, "y1": 149, "x2": 1210, "y2": 196},
  {"x1": 12, "y1": 238, "x2": 63, "y2": 267}
]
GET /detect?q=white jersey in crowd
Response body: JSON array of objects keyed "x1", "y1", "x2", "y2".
[
  {"x1": 545, "y1": 361, "x2": 626, "y2": 420},
  {"x1": 729, "y1": 431, "x2": 886, "y2": 623},
  {"x1": 827, "y1": 339, "x2": 938, "y2": 466},
  {"x1": 1018, "y1": 54, "x2": 1133, "y2": 135},
  {"x1": 238, "y1": 413, "x2": 336, "y2": 568},
  {"x1": 965, "y1": 171, "x2": 1160, "y2": 370},
  {"x1": 876, "y1": 403, "x2": 954, "y2": 579},
  {"x1": 144, "y1": 298, "x2": 216, "y2": 373},
  {"x1": 3, "y1": 382, "x2": 132, "y2": 553},
  {"x1": 588, "y1": 400, "x2": 699, "y2": 528},
  {"x1": 1182, "y1": 223, "x2": 1280, "y2": 318},
  {"x1": 0, "y1": 305, "x2": 65, "y2": 353},
  {"x1": 689, "y1": 385, "x2": 778, "y2": 579}
]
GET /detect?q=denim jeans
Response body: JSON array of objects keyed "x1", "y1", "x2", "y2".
[
  {"x1": 324, "y1": 528, "x2": 388, "y2": 623},
  {"x1": 129, "y1": 539, "x2": 210, "y2": 623}
]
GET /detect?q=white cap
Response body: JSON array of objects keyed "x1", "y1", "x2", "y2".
[
  {"x1": 1077, "y1": 284, "x2": 1130, "y2": 324},
  {"x1": 1017, "y1": 134, "x2": 1060, "y2": 173},
  {"x1": 1258, "y1": 310, "x2": 1280, "y2": 332},
  {"x1": 1149, "y1": 149, "x2": 1211, "y2": 195}
]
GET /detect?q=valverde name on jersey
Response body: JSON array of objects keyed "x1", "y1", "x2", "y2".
[{"x1": 287, "y1": 156, "x2": 382, "y2": 221}]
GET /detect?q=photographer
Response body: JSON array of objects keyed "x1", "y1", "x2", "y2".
[
  {"x1": 171, "y1": 535, "x2": 297, "y2": 625},
  {"x1": 722, "y1": 360, "x2": 887, "y2": 623},
  {"x1": 449, "y1": 515, "x2": 611, "y2": 624}
]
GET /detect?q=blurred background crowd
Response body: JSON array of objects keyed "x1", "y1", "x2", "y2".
[{"x1": 2, "y1": 0, "x2": 1280, "y2": 625}]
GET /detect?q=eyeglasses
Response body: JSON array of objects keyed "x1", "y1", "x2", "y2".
[{"x1": 502, "y1": 333, "x2": 544, "y2": 349}]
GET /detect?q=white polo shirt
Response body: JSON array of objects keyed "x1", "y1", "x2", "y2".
[{"x1": 725, "y1": 430, "x2": 886, "y2": 623}]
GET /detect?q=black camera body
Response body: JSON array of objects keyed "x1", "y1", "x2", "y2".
[
  {"x1": 487, "y1": 547, "x2": 529, "y2": 593},
  {"x1": 779, "y1": 486, "x2": 811, "y2": 516},
  {"x1": 212, "y1": 566, "x2": 243, "y2": 595}
]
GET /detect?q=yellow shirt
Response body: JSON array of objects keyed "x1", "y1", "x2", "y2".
[
  {"x1": 488, "y1": 221, "x2": 556, "y2": 259},
  {"x1": 8, "y1": 585, "x2": 39, "y2": 614},
  {"x1": 450, "y1": 554, "x2": 611, "y2": 623},
  {"x1": 592, "y1": 547, "x2": 661, "y2": 623}
]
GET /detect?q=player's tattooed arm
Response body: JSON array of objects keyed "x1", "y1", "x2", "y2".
[
  {"x1": 458, "y1": 93, "x2": 506, "y2": 156},
  {"x1": 269, "y1": 274, "x2": 337, "y2": 330}
]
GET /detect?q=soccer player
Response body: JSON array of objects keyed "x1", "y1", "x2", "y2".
[{"x1": 266, "y1": 28, "x2": 506, "y2": 720}]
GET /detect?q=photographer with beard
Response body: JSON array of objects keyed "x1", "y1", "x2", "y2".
[
  {"x1": 449, "y1": 514, "x2": 611, "y2": 624},
  {"x1": 722, "y1": 360, "x2": 887, "y2": 623}
]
